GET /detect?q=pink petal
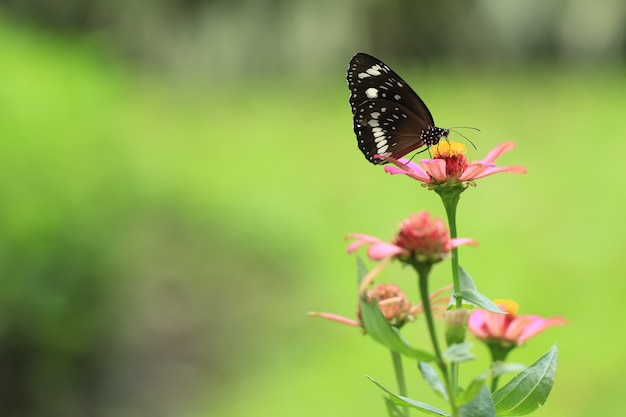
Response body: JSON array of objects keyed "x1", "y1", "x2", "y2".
[
  {"x1": 459, "y1": 163, "x2": 526, "y2": 181},
  {"x1": 346, "y1": 233, "x2": 383, "y2": 253},
  {"x1": 468, "y1": 310, "x2": 489, "y2": 338},
  {"x1": 385, "y1": 165, "x2": 425, "y2": 179},
  {"x1": 396, "y1": 158, "x2": 422, "y2": 170},
  {"x1": 384, "y1": 160, "x2": 431, "y2": 182},
  {"x1": 503, "y1": 317, "x2": 529, "y2": 342},
  {"x1": 378, "y1": 155, "x2": 412, "y2": 169},
  {"x1": 458, "y1": 164, "x2": 488, "y2": 181},
  {"x1": 346, "y1": 240, "x2": 365, "y2": 254},
  {"x1": 308, "y1": 312, "x2": 361, "y2": 327},
  {"x1": 468, "y1": 165, "x2": 527, "y2": 180},
  {"x1": 482, "y1": 142, "x2": 517, "y2": 163},
  {"x1": 449, "y1": 237, "x2": 479, "y2": 249},
  {"x1": 518, "y1": 316, "x2": 567, "y2": 342},
  {"x1": 385, "y1": 166, "x2": 409, "y2": 175},
  {"x1": 420, "y1": 159, "x2": 447, "y2": 181},
  {"x1": 483, "y1": 311, "x2": 507, "y2": 338},
  {"x1": 368, "y1": 242, "x2": 404, "y2": 260}
]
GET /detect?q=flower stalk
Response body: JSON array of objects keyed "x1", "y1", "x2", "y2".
[
  {"x1": 412, "y1": 260, "x2": 458, "y2": 417},
  {"x1": 390, "y1": 350, "x2": 409, "y2": 417},
  {"x1": 434, "y1": 186, "x2": 464, "y2": 310}
]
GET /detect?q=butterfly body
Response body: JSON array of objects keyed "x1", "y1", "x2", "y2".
[{"x1": 347, "y1": 53, "x2": 449, "y2": 165}]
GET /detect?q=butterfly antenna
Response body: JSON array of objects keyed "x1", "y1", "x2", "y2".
[{"x1": 449, "y1": 126, "x2": 480, "y2": 150}]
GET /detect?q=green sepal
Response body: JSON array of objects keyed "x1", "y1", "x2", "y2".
[
  {"x1": 418, "y1": 361, "x2": 448, "y2": 401},
  {"x1": 493, "y1": 344, "x2": 558, "y2": 416},
  {"x1": 360, "y1": 296, "x2": 436, "y2": 361},
  {"x1": 459, "y1": 385, "x2": 496, "y2": 417},
  {"x1": 367, "y1": 375, "x2": 451, "y2": 416},
  {"x1": 451, "y1": 267, "x2": 503, "y2": 314}
]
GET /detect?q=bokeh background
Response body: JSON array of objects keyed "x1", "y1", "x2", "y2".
[{"x1": 1, "y1": 1, "x2": 625, "y2": 416}]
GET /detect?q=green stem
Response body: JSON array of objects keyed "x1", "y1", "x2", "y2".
[
  {"x1": 390, "y1": 350, "x2": 409, "y2": 417},
  {"x1": 435, "y1": 186, "x2": 465, "y2": 414},
  {"x1": 491, "y1": 374, "x2": 500, "y2": 393},
  {"x1": 489, "y1": 345, "x2": 513, "y2": 392},
  {"x1": 414, "y1": 262, "x2": 459, "y2": 417},
  {"x1": 439, "y1": 190, "x2": 462, "y2": 307}
]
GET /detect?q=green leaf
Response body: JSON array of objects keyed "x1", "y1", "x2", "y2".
[
  {"x1": 442, "y1": 342, "x2": 476, "y2": 363},
  {"x1": 418, "y1": 361, "x2": 448, "y2": 400},
  {"x1": 491, "y1": 362, "x2": 527, "y2": 378},
  {"x1": 457, "y1": 373, "x2": 488, "y2": 405},
  {"x1": 452, "y1": 267, "x2": 503, "y2": 314},
  {"x1": 493, "y1": 344, "x2": 558, "y2": 416},
  {"x1": 357, "y1": 257, "x2": 369, "y2": 285},
  {"x1": 360, "y1": 297, "x2": 435, "y2": 361},
  {"x1": 385, "y1": 397, "x2": 407, "y2": 417},
  {"x1": 459, "y1": 385, "x2": 496, "y2": 417},
  {"x1": 367, "y1": 375, "x2": 451, "y2": 416}
]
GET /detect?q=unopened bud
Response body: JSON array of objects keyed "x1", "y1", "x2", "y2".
[{"x1": 445, "y1": 308, "x2": 470, "y2": 346}]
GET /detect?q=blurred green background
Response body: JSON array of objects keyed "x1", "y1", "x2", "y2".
[{"x1": 0, "y1": 1, "x2": 625, "y2": 416}]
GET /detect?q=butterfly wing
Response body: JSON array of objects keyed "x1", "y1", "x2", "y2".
[
  {"x1": 353, "y1": 99, "x2": 431, "y2": 165},
  {"x1": 347, "y1": 53, "x2": 435, "y2": 126},
  {"x1": 347, "y1": 53, "x2": 446, "y2": 164}
]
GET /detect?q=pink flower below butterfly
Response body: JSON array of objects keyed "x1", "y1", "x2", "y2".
[{"x1": 381, "y1": 141, "x2": 527, "y2": 187}]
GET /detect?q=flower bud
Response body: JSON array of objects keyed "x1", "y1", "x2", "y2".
[
  {"x1": 362, "y1": 283, "x2": 414, "y2": 328},
  {"x1": 445, "y1": 308, "x2": 470, "y2": 346}
]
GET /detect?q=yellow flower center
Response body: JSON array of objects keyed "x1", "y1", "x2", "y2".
[
  {"x1": 428, "y1": 141, "x2": 469, "y2": 181},
  {"x1": 431, "y1": 141, "x2": 467, "y2": 159},
  {"x1": 493, "y1": 299, "x2": 519, "y2": 315}
]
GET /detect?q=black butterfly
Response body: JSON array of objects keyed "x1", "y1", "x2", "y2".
[{"x1": 347, "y1": 53, "x2": 449, "y2": 165}]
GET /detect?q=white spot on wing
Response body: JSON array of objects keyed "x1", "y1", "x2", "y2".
[
  {"x1": 366, "y1": 67, "x2": 381, "y2": 76},
  {"x1": 365, "y1": 88, "x2": 378, "y2": 99}
]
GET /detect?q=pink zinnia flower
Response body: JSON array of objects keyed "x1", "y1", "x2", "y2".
[
  {"x1": 347, "y1": 212, "x2": 477, "y2": 264},
  {"x1": 469, "y1": 299, "x2": 567, "y2": 348},
  {"x1": 382, "y1": 141, "x2": 526, "y2": 187}
]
